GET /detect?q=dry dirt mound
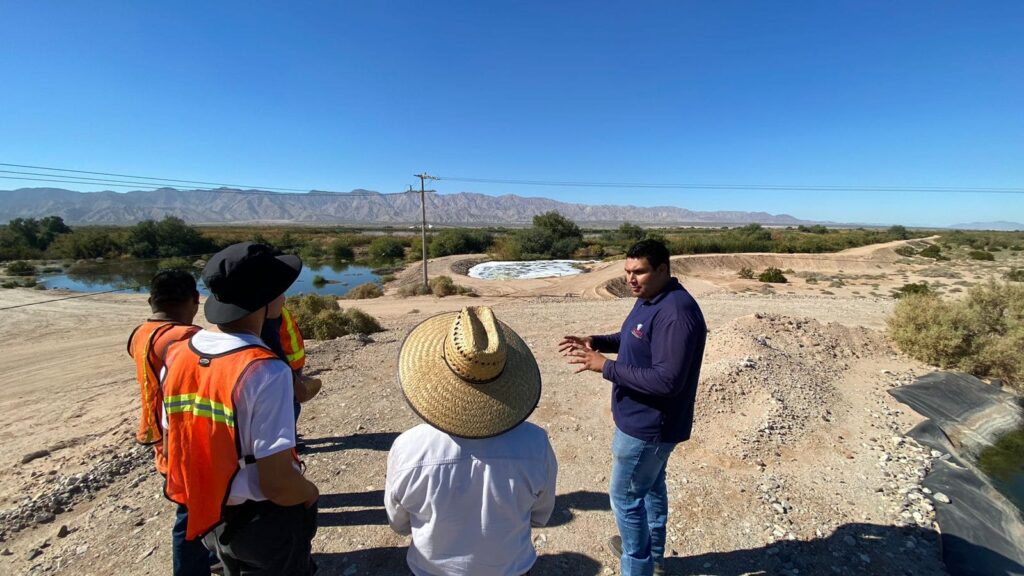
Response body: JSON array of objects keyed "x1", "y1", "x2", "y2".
[{"x1": 695, "y1": 313, "x2": 890, "y2": 460}]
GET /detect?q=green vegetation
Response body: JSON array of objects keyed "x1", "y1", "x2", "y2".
[
  {"x1": 1006, "y1": 269, "x2": 1024, "y2": 282},
  {"x1": 5, "y1": 261, "x2": 37, "y2": 276},
  {"x1": 894, "y1": 246, "x2": 917, "y2": 257},
  {"x1": 494, "y1": 211, "x2": 583, "y2": 260},
  {"x1": 887, "y1": 281, "x2": 1024, "y2": 389},
  {"x1": 429, "y1": 275, "x2": 475, "y2": 297},
  {"x1": 284, "y1": 293, "x2": 382, "y2": 339},
  {"x1": 892, "y1": 282, "x2": 932, "y2": 298},
  {"x1": 367, "y1": 236, "x2": 407, "y2": 261},
  {"x1": 345, "y1": 282, "x2": 383, "y2": 299},
  {"x1": 967, "y1": 250, "x2": 996, "y2": 261},
  {"x1": 737, "y1": 267, "x2": 754, "y2": 280},
  {"x1": 917, "y1": 244, "x2": 947, "y2": 260},
  {"x1": 758, "y1": 267, "x2": 787, "y2": 283},
  {"x1": 0, "y1": 216, "x2": 71, "y2": 260},
  {"x1": 311, "y1": 274, "x2": 327, "y2": 286}
]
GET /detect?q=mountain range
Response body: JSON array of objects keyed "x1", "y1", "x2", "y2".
[
  {"x1": 0, "y1": 187, "x2": 808, "y2": 227},
  {"x1": 947, "y1": 221, "x2": 1024, "y2": 232}
]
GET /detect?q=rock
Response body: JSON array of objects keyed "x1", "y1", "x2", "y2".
[
  {"x1": 933, "y1": 492, "x2": 951, "y2": 504},
  {"x1": 26, "y1": 547, "x2": 43, "y2": 561},
  {"x1": 135, "y1": 545, "x2": 156, "y2": 563},
  {"x1": 56, "y1": 525, "x2": 70, "y2": 538},
  {"x1": 0, "y1": 548, "x2": 11, "y2": 556},
  {"x1": 21, "y1": 450, "x2": 51, "y2": 464}
]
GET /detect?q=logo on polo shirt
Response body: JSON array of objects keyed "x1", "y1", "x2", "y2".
[{"x1": 631, "y1": 323, "x2": 644, "y2": 339}]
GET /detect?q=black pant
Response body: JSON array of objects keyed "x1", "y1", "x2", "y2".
[{"x1": 204, "y1": 501, "x2": 318, "y2": 576}]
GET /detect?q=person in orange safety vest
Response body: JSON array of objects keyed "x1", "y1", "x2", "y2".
[
  {"x1": 127, "y1": 269, "x2": 216, "y2": 576},
  {"x1": 162, "y1": 242, "x2": 318, "y2": 576}
]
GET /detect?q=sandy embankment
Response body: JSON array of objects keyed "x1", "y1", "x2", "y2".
[{"x1": 0, "y1": 237, "x2": 1006, "y2": 575}]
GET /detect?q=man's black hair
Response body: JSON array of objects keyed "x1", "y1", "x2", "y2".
[
  {"x1": 626, "y1": 239, "x2": 671, "y2": 272},
  {"x1": 149, "y1": 269, "x2": 198, "y2": 306}
]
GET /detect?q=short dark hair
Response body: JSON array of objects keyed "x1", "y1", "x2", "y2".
[
  {"x1": 626, "y1": 239, "x2": 670, "y2": 272},
  {"x1": 150, "y1": 269, "x2": 198, "y2": 307}
]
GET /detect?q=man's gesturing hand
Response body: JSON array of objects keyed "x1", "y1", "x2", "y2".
[{"x1": 559, "y1": 335, "x2": 607, "y2": 374}]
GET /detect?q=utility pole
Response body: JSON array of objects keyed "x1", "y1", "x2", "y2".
[{"x1": 415, "y1": 173, "x2": 438, "y2": 289}]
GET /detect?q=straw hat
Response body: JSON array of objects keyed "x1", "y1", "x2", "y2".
[{"x1": 398, "y1": 306, "x2": 541, "y2": 439}]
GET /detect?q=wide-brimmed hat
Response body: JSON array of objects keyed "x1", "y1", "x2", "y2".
[
  {"x1": 398, "y1": 306, "x2": 541, "y2": 439},
  {"x1": 201, "y1": 242, "x2": 302, "y2": 324}
]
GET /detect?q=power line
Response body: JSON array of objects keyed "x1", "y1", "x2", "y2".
[
  {"x1": 0, "y1": 162, "x2": 312, "y2": 192},
  {"x1": 437, "y1": 176, "x2": 1024, "y2": 195},
  {"x1": 0, "y1": 286, "x2": 139, "y2": 311}
]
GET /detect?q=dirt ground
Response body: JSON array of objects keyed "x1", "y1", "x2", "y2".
[{"x1": 0, "y1": 238, "x2": 1019, "y2": 575}]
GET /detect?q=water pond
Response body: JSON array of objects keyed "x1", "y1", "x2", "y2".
[
  {"x1": 39, "y1": 260, "x2": 380, "y2": 298},
  {"x1": 468, "y1": 260, "x2": 594, "y2": 280},
  {"x1": 977, "y1": 427, "x2": 1024, "y2": 513}
]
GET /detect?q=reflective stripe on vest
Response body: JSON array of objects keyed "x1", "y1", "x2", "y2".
[
  {"x1": 162, "y1": 338, "x2": 281, "y2": 541},
  {"x1": 127, "y1": 321, "x2": 196, "y2": 475},
  {"x1": 280, "y1": 307, "x2": 305, "y2": 371}
]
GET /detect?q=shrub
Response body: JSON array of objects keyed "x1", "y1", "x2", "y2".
[
  {"x1": 894, "y1": 246, "x2": 917, "y2": 257},
  {"x1": 329, "y1": 239, "x2": 354, "y2": 261},
  {"x1": 968, "y1": 250, "x2": 995, "y2": 261},
  {"x1": 311, "y1": 274, "x2": 327, "y2": 286},
  {"x1": 918, "y1": 245, "x2": 946, "y2": 260},
  {"x1": 758, "y1": 267, "x2": 787, "y2": 283},
  {"x1": 5, "y1": 261, "x2": 37, "y2": 276},
  {"x1": 345, "y1": 282, "x2": 383, "y2": 299},
  {"x1": 1, "y1": 280, "x2": 17, "y2": 289},
  {"x1": 737, "y1": 267, "x2": 754, "y2": 279},
  {"x1": 379, "y1": 274, "x2": 396, "y2": 284},
  {"x1": 398, "y1": 283, "x2": 431, "y2": 297},
  {"x1": 893, "y1": 282, "x2": 931, "y2": 298},
  {"x1": 428, "y1": 228, "x2": 494, "y2": 258},
  {"x1": 429, "y1": 275, "x2": 475, "y2": 297},
  {"x1": 284, "y1": 293, "x2": 383, "y2": 338},
  {"x1": 367, "y1": 237, "x2": 406, "y2": 261},
  {"x1": 887, "y1": 281, "x2": 1024, "y2": 387},
  {"x1": 1006, "y1": 269, "x2": 1024, "y2": 282}
]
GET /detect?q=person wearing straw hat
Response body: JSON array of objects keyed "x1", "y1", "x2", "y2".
[
  {"x1": 161, "y1": 242, "x2": 319, "y2": 576},
  {"x1": 386, "y1": 306, "x2": 558, "y2": 576},
  {"x1": 560, "y1": 239, "x2": 707, "y2": 576}
]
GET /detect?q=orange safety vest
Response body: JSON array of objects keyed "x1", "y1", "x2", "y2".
[
  {"x1": 161, "y1": 338, "x2": 283, "y2": 540},
  {"x1": 127, "y1": 321, "x2": 198, "y2": 474},
  {"x1": 279, "y1": 307, "x2": 305, "y2": 371}
]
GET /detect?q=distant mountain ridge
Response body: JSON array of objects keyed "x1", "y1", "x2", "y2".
[
  {"x1": 0, "y1": 187, "x2": 808, "y2": 227},
  {"x1": 948, "y1": 221, "x2": 1024, "y2": 231}
]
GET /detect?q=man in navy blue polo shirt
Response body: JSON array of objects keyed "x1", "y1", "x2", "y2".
[{"x1": 560, "y1": 239, "x2": 706, "y2": 576}]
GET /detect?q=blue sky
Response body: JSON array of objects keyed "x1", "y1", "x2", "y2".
[{"x1": 1, "y1": 1, "x2": 1022, "y2": 227}]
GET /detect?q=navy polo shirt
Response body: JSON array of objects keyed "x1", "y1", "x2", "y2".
[{"x1": 592, "y1": 278, "x2": 707, "y2": 443}]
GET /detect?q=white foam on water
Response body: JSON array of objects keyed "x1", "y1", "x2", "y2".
[{"x1": 467, "y1": 260, "x2": 595, "y2": 280}]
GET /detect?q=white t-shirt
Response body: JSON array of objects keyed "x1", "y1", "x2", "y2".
[
  {"x1": 385, "y1": 422, "x2": 558, "y2": 576},
  {"x1": 162, "y1": 330, "x2": 297, "y2": 505}
]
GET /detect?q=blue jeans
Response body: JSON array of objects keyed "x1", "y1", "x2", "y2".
[
  {"x1": 609, "y1": 427, "x2": 677, "y2": 576},
  {"x1": 173, "y1": 503, "x2": 216, "y2": 576}
]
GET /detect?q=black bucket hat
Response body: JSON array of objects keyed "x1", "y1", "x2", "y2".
[{"x1": 201, "y1": 242, "x2": 302, "y2": 324}]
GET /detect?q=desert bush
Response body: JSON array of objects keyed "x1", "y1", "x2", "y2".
[
  {"x1": 398, "y1": 283, "x2": 432, "y2": 297},
  {"x1": 428, "y1": 228, "x2": 494, "y2": 258},
  {"x1": 1006, "y1": 269, "x2": 1024, "y2": 282},
  {"x1": 918, "y1": 245, "x2": 946, "y2": 260},
  {"x1": 367, "y1": 237, "x2": 406, "y2": 261},
  {"x1": 888, "y1": 281, "x2": 1024, "y2": 387},
  {"x1": 379, "y1": 274, "x2": 396, "y2": 284},
  {"x1": 429, "y1": 275, "x2": 475, "y2": 297},
  {"x1": 2, "y1": 280, "x2": 17, "y2": 288},
  {"x1": 968, "y1": 250, "x2": 995, "y2": 261},
  {"x1": 285, "y1": 293, "x2": 383, "y2": 338},
  {"x1": 894, "y1": 246, "x2": 917, "y2": 257},
  {"x1": 328, "y1": 238, "x2": 355, "y2": 261},
  {"x1": 5, "y1": 261, "x2": 37, "y2": 276},
  {"x1": 737, "y1": 267, "x2": 754, "y2": 279},
  {"x1": 758, "y1": 267, "x2": 787, "y2": 283},
  {"x1": 892, "y1": 282, "x2": 931, "y2": 298},
  {"x1": 345, "y1": 282, "x2": 383, "y2": 299},
  {"x1": 829, "y1": 279, "x2": 846, "y2": 288}
]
